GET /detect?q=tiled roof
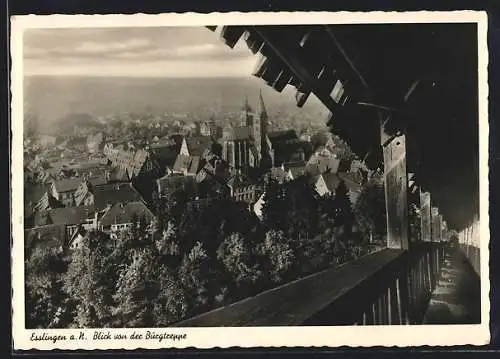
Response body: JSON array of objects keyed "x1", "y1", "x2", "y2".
[
  {"x1": 320, "y1": 172, "x2": 342, "y2": 193},
  {"x1": 99, "y1": 201, "x2": 154, "y2": 226},
  {"x1": 268, "y1": 130, "x2": 298, "y2": 141},
  {"x1": 306, "y1": 155, "x2": 341, "y2": 176},
  {"x1": 337, "y1": 172, "x2": 363, "y2": 193},
  {"x1": 33, "y1": 192, "x2": 63, "y2": 213},
  {"x1": 91, "y1": 182, "x2": 142, "y2": 211},
  {"x1": 52, "y1": 178, "x2": 82, "y2": 193},
  {"x1": 34, "y1": 206, "x2": 94, "y2": 227},
  {"x1": 151, "y1": 143, "x2": 180, "y2": 167},
  {"x1": 108, "y1": 166, "x2": 130, "y2": 182},
  {"x1": 87, "y1": 174, "x2": 108, "y2": 187},
  {"x1": 170, "y1": 134, "x2": 185, "y2": 146},
  {"x1": 74, "y1": 182, "x2": 91, "y2": 206},
  {"x1": 186, "y1": 136, "x2": 214, "y2": 157},
  {"x1": 285, "y1": 161, "x2": 307, "y2": 179},
  {"x1": 25, "y1": 224, "x2": 67, "y2": 250},
  {"x1": 173, "y1": 155, "x2": 201, "y2": 175},
  {"x1": 157, "y1": 174, "x2": 194, "y2": 195},
  {"x1": 106, "y1": 147, "x2": 150, "y2": 179},
  {"x1": 24, "y1": 183, "x2": 52, "y2": 204},
  {"x1": 130, "y1": 149, "x2": 149, "y2": 177}
]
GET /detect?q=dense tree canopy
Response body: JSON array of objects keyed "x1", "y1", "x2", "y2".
[
  {"x1": 353, "y1": 177, "x2": 387, "y2": 244},
  {"x1": 25, "y1": 245, "x2": 69, "y2": 328},
  {"x1": 27, "y1": 165, "x2": 382, "y2": 328}
]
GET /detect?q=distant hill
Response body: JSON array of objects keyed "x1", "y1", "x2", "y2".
[{"x1": 24, "y1": 75, "x2": 330, "y2": 134}]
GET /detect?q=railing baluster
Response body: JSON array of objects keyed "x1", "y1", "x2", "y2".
[
  {"x1": 391, "y1": 279, "x2": 401, "y2": 324},
  {"x1": 426, "y1": 252, "x2": 431, "y2": 292},
  {"x1": 387, "y1": 285, "x2": 392, "y2": 324},
  {"x1": 377, "y1": 297, "x2": 383, "y2": 325},
  {"x1": 381, "y1": 292, "x2": 387, "y2": 325}
]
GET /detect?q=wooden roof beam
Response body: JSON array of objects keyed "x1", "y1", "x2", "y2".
[
  {"x1": 323, "y1": 26, "x2": 370, "y2": 93},
  {"x1": 250, "y1": 26, "x2": 343, "y2": 115}
]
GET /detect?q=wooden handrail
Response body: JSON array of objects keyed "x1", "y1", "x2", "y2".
[{"x1": 172, "y1": 243, "x2": 448, "y2": 327}]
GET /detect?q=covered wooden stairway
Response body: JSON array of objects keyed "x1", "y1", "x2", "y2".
[{"x1": 172, "y1": 24, "x2": 483, "y2": 327}]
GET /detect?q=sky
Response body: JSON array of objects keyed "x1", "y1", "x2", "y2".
[{"x1": 23, "y1": 27, "x2": 258, "y2": 77}]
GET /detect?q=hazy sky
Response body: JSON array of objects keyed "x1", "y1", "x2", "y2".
[{"x1": 23, "y1": 27, "x2": 258, "y2": 77}]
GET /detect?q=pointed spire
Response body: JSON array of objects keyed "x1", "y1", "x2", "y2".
[
  {"x1": 257, "y1": 90, "x2": 267, "y2": 118},
  {"x1": 242, "y1": 95, "x2": 252, "y2": 112}
]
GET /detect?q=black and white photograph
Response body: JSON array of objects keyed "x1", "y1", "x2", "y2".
[{"x1": 11, "y1": 11, "x2": 489, "y2": 349}]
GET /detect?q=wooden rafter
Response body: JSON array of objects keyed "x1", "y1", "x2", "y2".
[{"x1": 250, "y1": 26, "x2": 343, "y2": 114}]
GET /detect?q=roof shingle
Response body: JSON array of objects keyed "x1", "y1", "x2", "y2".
[
  {"x1": 186, "y1": 136, "x2": 214, "y2": 157},
  {"x1": 99, "y1": 201, "x2": 154, "y2": 226},
  {"x1": 52, "y1": 178, "x2": 82, "y2": 193}
]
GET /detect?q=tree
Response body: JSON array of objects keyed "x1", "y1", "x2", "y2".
[
  {"x1": 155, "y1": 188, "x2": 189, "y2": 231},
  {"x1": 217, "y1": 232, "x2": 263, "y2": 293},
  {"x1": 284, "y1": 178, "x2": 320, "y2": 240},
  {"x1": 310, "y1": 130, "x2": 330, "y2": 149},
  {"x1": 178, "y1": 242, "x2": 214, "y2": 315},
  {"x1": 113, "y1": 246, "x2": 158, "y2": 327},
  {"x1": 333, "y1": 180, "x2": 354, "y2": 232},
  {"x1": 151, "y1": 266, "x2": 188, "y2": 326},
  {"x1": 353, "y1": 178, "x2": 387, "y2": 244},
  {"x1": 258, "y1": 229, "x2": 294, "y2": 284},
  {"x1": 261, "y1": 179, "x2": 290, "y2": 231},
  {"x1": 112, "y1": 220, "x2": 189, "y2": 327},
  {"x1": 155, "y1": 220, "x2": 182, "y2": 269},
  {"x1": 333, "y1": 136, "x2": 357, "y2": 165},
  {"x1": 25, "y1": 245, "x2": 69, "y2": 328},
  {"x1": 63, "y1": 231, "x2": 118, "y2": 328}
]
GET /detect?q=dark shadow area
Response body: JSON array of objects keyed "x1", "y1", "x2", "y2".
[{"x1": 423, "y1": 247, "x2": 481, "y2": 324}]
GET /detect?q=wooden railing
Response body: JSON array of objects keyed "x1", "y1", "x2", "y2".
[{"x1": 172, "y1": 242, "x2": 447, "y2": 327}]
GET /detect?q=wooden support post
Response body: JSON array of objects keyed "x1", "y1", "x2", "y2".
[
  {"x1": 382, "y1": 131, "x2": 409, "y2": 249},
  {"x1": 442, "y1": 220, "x2": 448, "y2": 242},
  {"x1": 431, "y1": 207, "x2": 440, "y2": 243},
  {"x1": 420, "y1": 191, "x2": 432, "y2": 242}
]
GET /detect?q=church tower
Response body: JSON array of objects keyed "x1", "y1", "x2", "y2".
[
  {"x1": 256, "y1": 91, "x2": 273, "y2": 168},
  {"x1": 241, "y1": 96, "x2": 253, "y2": 127}
]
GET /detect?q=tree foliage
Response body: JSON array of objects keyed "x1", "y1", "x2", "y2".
[
  {"x1": 25, "y1": 245, "x2": 69, "y2": 328},
  {"x1": 258, "y1": 229, "x2": 294, "y2": 283},
  {"x1": 63, "y1": 230, "x2": 118, "y2": 328},
  {"x1": 333, "y1": 180, "x2": 355, "y2": 232},
  {"x1": 178, "y1": 241, "x2": 215, "y2": 315},
  {"x1": 217, "y1": 232, "x2": 263, "y2": 291},
  {"x1": 353, "y1": 178, "x2": 386, "y2": 243}
]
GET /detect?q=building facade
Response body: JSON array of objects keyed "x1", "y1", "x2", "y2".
[{"x1": 222, "y1": 92, "x2": 273, "y2": 172}]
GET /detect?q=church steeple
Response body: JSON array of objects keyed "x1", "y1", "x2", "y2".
[
  {"x1": 241, "y1": 95, "x2": 253, "y2": 127},
  {"x1": 242, "y1": 95, "x2": 252, "y2": 112},
  {"x1": 256, "y1": 90, "x2": 268, "y2": 120},
  {"x1": 257, "y1": 90, "x2": 272, "y2": 170}
]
